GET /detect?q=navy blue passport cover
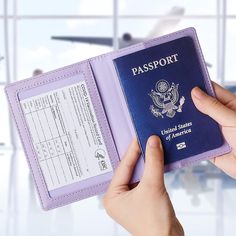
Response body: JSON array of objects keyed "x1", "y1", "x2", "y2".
[{"x1": 113, "y1": 36, "x2": 224, "y2": 165}]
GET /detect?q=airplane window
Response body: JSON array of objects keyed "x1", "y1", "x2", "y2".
[{"x1": 18, "y1": 0, "x2": 113, "y2": 16}]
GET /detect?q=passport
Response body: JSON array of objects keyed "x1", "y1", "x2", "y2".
[{"x1": 113, "y1": 36, "x2": 224, "y2": 165}]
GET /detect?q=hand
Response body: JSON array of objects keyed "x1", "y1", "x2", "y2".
[
  {"x1": 103, "y1": 136, "x2": 184, "y2": 236},
  {"x1": 191, "y1": 82, "x2": 236, "y2": 178}
]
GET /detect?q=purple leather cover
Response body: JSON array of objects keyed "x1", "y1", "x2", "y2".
[{"x1": 5, "y1": 28, "x2": 231, "y2": 210}]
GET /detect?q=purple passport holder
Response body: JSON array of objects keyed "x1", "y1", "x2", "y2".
[{"x1": 5, "y1": 28, "x2": 231, "y2": 210}]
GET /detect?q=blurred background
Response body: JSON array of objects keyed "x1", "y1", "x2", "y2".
[{"x1": 1, "y1": 0, "x2": 236, "y2": 235}]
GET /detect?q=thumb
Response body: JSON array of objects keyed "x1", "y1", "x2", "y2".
[
  {"x1": 140, "y1": 135, "x2": 165, "y2": 188},
  {"x1": 191, "y1": 87, "x2": 236, "y2": 126}
]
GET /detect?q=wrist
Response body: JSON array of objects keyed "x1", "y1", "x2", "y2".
[
  {"x1": 154, "y1": 218, "x2": 184, "y2": 236},
  {"x1": 133, "y1": 224, "x2": 184, "y2": 236}
]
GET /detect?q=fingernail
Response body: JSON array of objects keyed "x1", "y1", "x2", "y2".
[
  {"x1": 192, "y1": 87, "x2": 206, "y2": 100},
  {"x1": 148, "y1": 136, "x2": 161, "y2": 148}
]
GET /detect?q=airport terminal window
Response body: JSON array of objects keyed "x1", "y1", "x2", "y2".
[
  {"x1": 18, "y1": 19, "x2": 113, "y2": 79},
  {"x1": 18, "y1": 0, "x2": 113, "y2": 16}
]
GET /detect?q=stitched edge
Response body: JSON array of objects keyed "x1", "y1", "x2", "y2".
[{"x1": 6, "y1": 61, "x2": 120, "y2": 209}]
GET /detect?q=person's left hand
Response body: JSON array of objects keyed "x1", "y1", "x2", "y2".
[{"x1": 103, "y1": 136, "x2": 184, "y2": 236}]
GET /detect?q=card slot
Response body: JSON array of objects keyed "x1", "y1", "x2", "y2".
[
  {"x1": 89, "y1": 57, "x2": 134, "y2": 158},
  {"x1": 90, "y1": 43, "x2": 146, "y2": 157},
  {"x1": 6, "y1": 60, "x2": 120, "y2": 209},
  {"x1": 6, "y1": 28, "x2": 231, "y2": 210},
  {"x1": 89, "y1": 50, "x2": 146, "y2": 184}
]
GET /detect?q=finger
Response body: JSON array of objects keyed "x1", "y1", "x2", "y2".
[
  {"x1": 141, "y1": 135, "x2": 165, "y2": 188},
  {"x1": 108, "y1": 138, "x2": 141, "y2": 191},
  {"x1": 212, "y1": 81, "x2": 236, "y2": 106},
  {"x1": 191, "y1": 87, "x2": 236, "y2": 126}
]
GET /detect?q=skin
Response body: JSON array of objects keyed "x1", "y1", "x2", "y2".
[
  {"x1": 103, "y1": 82, "x2": 236, "y2": 235},
  {"x1": 191, "y1": 82, "x2": 236, "y2": 179}
]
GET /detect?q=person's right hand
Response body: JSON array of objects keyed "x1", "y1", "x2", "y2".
[{"x1": 191, "y1": 81, "x2": 236, "y2": 178}]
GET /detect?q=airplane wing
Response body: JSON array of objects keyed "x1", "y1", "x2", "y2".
[
  {"x1": 147, "y1": 6, "x2": 185, "y2": 38},
  {"x1": 51, "y1": 36, "x2": 113, "y2": 46}
]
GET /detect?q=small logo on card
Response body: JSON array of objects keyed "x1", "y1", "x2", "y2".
[
  {"x1": 98, "y1": 160, "x2": 108, "y2": 171},
  {"x1": 149, "y1": 80, "x2": 185, "y2": 118},
  {"x1": 95, "y1": 149, "x2": 105, "y2": 159},
  {"x1": 176, "y1": 142, "x2": 187, "y2": 150},
  {"x1": 95, "y1": 149, "x2": 108, "y2": 171}
]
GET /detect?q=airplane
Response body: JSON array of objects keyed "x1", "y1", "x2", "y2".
[{"x1": 51, "y1": 6, "x2": 185, "y2": 48}]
